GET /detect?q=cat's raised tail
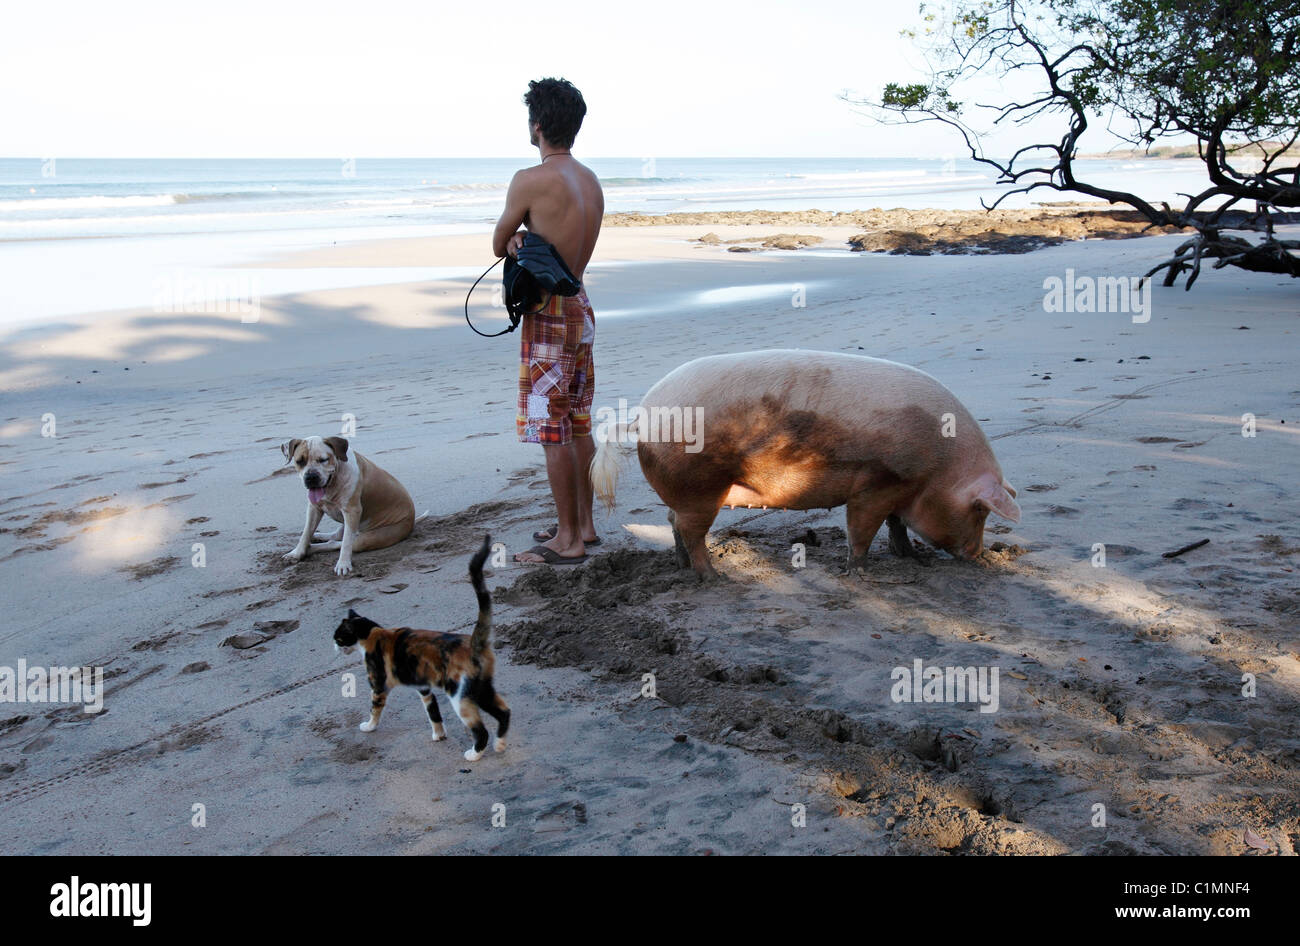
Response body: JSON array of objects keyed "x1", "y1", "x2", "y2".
[{"x1": 469, "y1": 534, "x2": 492, "y2": 656}]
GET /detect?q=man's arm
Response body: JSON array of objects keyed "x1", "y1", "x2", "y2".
[{"x1": 492, "y1": 171, "x2": 530, "y2": 258}]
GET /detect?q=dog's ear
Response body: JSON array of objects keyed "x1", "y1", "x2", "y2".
[
  {"x1": 323, "y1": 436, "x2": 349, "y2": 462},
  {"x1": 347, "y1": 608, "x2": 359, "y2": 619},
  {"x1": 280, "y1": 439, "x2": 303, "y2": 463}
]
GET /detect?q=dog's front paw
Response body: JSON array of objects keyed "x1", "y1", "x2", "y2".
[
  {"x1": 359, "y1": 720, "x2": 378, "y2": 733},
  {"x1": 334, "y1": 560, "x2": 353, "y2": 576},
  {"x1": 283, "y1": 548, "x2": 307, "y2": 562},
  {"x1": 493, "y1": 737, "x2": 507, "y2": 753},
  {"x1": 463, "y1": 747, "x2": 485, "y2": 762},
  {"x1": 431, "y1": 724, "x2": 446, "y2": 742}
]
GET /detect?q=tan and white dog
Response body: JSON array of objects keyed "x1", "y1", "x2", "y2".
[{"x1": 281, "y1": 436, "x2": 418, "y2": 576}]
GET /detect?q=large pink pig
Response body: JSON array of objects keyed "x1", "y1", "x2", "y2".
[{"x1": 590, "y1": 350, "x2": 1020, "y2": 577}]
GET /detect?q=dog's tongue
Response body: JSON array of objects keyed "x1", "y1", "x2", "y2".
[{"x1": 308, "y1": 487, "x2": 326, "y2": 505}]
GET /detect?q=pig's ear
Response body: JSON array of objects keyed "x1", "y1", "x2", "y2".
[{"x1": 972, "y1": 475, "x2": 1021, "y2": 523}]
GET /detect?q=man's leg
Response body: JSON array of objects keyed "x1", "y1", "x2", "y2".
[
  {"x1": 532, "y1": 432, "x2": 597, "y2": 544},
  {"x1": 517, "y1": 439, "x2": 587, "y2": 561},
  {"x1": 573, "y1": 432, "x2": 596, "y2": 539}
]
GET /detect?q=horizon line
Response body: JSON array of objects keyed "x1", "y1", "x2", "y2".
[{"x1": 0, "y1": 154, "x2": 985, "y2": 162}]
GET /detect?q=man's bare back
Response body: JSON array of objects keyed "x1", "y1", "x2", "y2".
[{"x1": 493, "y1": 156, "x2": 603, "y2": 280}]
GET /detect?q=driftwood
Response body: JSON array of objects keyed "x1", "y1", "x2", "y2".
[
  {"x1": 1146, "y1": 232, "x2": 1300, "y2": 289},
  {"x1": 1162, "y1": 538, "x2": 1210, "y2": 559}
]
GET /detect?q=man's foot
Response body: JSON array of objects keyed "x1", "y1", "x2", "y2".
[
  {"x1": 514, "y1": 544, "x2": 588, "y2": 565},
  {"x1": 532, "y1": 523, "x2": 601, "y2": 545}
]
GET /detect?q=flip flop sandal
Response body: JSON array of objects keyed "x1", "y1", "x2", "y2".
[
  {"x1": 532, "y1": 524, "x2": 602, "y2": 546},
  {"x1": 515, "y1": 544, "x2": 588, "y2": 566}
]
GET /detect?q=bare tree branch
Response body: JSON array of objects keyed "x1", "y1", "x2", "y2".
[{"x1": 848, "y1": 0, "x2": 1300, "y2": 286}]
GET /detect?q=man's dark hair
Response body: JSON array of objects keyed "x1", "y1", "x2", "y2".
[{"x1": 524, "y1": 78, "x2": 586, "y2": 149}]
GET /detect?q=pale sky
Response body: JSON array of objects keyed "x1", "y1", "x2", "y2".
[{"x1": 3, "y1": 0, "x2": 1060, "y2": 159}]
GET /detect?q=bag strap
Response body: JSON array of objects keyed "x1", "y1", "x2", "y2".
[{"x1": 463, "y1": 257, "x2": 520, "y2": 338}]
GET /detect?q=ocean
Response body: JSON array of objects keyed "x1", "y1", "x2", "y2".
[
  {"x1": 0, "y1": 156, "x2": 1210, "y2": 325},
  {"x1": 0, "y1": 155, "x2": 1214, "y2": 240}
]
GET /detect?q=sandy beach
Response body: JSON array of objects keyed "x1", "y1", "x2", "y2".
[{"x1": 1, "y1": 216, "x2": 1297, "y2": 855}]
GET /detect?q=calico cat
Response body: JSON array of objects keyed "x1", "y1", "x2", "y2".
[{"x1": 332, "y1": 535, "x2": 509, "y2": 761}]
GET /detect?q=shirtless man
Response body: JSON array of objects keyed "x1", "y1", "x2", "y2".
[{"x1": 492, "y1": 77, "x2": 604, "y2": 565}]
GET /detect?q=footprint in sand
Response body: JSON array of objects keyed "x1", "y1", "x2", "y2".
[
  {"x1": 119, "y1": 556, "x2": 180, "y2": 580},
  {"x1": 329, "y1": 743, "x2": 378, "y2": 765},
  {"x1": 146, "y1": 494, "x2": 195, "y2": 508},
  {"x1": 253, "y1": 619, "x2": 298, "y2": 637},
  {"x1": 219, "y1": 619, "x2": 298, "y2": 650},
  {"x1": 1044, "y1": 505, "x2": 1082, "y2": 517},
  {"x1": 244, "y1": 468, "x2": 294, "y2": 486},
  {"x1": 1099, "y1": 545, "x2": 1146, "y2": 560},
  {"x1": 0, "y1": 715, "x2": 31, "y2": 737},
  {"x1": 534, "y1": 801, "x2": 588, "y2": 831},
  {"x1": 201, "y1": 585, "x2": 257, "y2": 599},
  {"x1": 131, "y1": 632, "x2": 180, "y2": 652},
  {"x1": 22, "y1": 735, "x2": 56, "y2": 754}
]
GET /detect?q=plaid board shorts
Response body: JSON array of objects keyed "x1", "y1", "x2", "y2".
[{"x1": 516, "y1": 289, "x2": 595, "y2": 445}]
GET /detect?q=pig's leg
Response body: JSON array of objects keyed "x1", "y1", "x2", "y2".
[
  {"x1": 845, "y1": 493, "x2": 891, "y2": 568},
  {"x1": 672, "y1": 504, "x2": 722, "y2": 578},
  {"x1": 667, "y1": 509, "x2": 691, "y2": 570},
  {"x1": 886, "y1": 514, "x2": 916, "y2": 558}
]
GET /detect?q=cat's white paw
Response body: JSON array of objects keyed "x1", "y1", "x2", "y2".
[
  {"x1": 463, "y1": 747, "x2": 484, "y2": 762},
  {"x1": 431, "y1": 725, "x2": 446, "y2": 742},
  {"x1": 359, "y1": 720, "x2": 377, "y2": 733},
  {"x1": 493, "y1": 737, "x2": 507, "y2": 753}
]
